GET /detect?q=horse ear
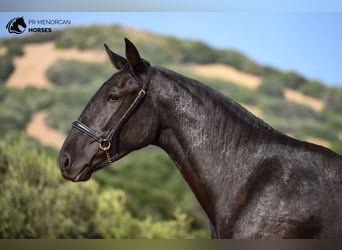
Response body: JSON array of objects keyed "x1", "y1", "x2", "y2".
[
  {"x1": 104, "y1": 44, "x2": 127, "y2": 70},
  {"x1": 124, "y1": 38, "x2": 147, "y2": 75}
]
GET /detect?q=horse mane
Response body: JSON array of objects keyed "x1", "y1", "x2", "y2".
[
  {"x1": 156, "y1": 66, "x2": 283, "y2": 137},
  {"x1": 157, "y1": 65, "x2": 342, "y2": 157}
]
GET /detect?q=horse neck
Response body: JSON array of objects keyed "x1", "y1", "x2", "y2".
[{"x1": 152, "y1": 67, "x2": 277, "y2": 222}]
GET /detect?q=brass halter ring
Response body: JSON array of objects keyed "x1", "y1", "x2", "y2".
[
  {"x1": 99, "y1": 140, "x2": 111, "y2": 151},
  {"x1": 99, "y1": 141, "x2": 112, "y2": 165}
]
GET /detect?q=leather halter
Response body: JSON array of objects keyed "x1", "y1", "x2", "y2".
[{"x1": 72, "y1": 65, "x2": 154, "y2": 165}]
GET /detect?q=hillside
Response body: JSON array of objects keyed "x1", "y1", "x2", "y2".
[
  {"x1": 1, "y1": 24, "x2": 342, "y2": 238},
  {"x1": 7, "y1": 42, "x2": 106, "y2": 89}
]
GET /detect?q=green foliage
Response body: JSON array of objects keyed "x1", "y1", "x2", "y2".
[
  {"x1": 281, "y1": 71, "x2": 307, "y2": 90},
  {"x1": 6, "y1": 40, "x2": 24, "y2": 57},
  {"x1": 324, "y1": 87, "x2": 342, "y2": 113},
  {"x1": 217, "y1": 49, "x2": 263, "y2": 75},
  {"x1": 262, "y1": 97, "x2": 321, "y2": 121},
  {"x1": 180, "y1": 41, "x2": 218, "y2": 64},
  {"x1": 0, "y1": 135, "x2": 98, "y2": 238},
  {"x1": 95, "y1": 190, "x2": 191, "y2": 239},
  {"x1": 258, "y1": 75, "x2": 285, "y2": 97},
  {"x1": 46, "y1": 59, "x2": 113, "y2": 86},
  {"x1": 299, "y1": 80, "x2": 326, "y2": 98},
  {"x1": 46, "y1": 85, "x2": 98, "y2": 133},
  {"x1": 0, "y1": 136, "x2": 192, "y2": 238},
  {"x1": 0, "y1": 55, "x2": 14, "y2": 82},
  {"x1": 259, "y1": 69, "x2": 307, "y2": 95},
  {"x1": 0, "y1": 40, "x2": 24, "y2": 82},
  {"x1": 0, "y1": 86, "x2": 52, "y2": 134},
  {"x1": 259, "y1": 68, "x2": 329, "y2": 99},
  {"x1": 55, "y1": 25, "x2": 125, "y2": 51}
]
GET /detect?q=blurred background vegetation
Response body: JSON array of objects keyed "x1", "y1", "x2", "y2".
[{"x1": 0, "y1": 25, "x2": 342, "y2": 238}]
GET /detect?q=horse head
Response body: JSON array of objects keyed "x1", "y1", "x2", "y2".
[
  {"x1": 16, "y1": 17, "x2": 26, "y2": 29},
  {"x1": 59, "y1": 38, "x2": 160, "y2": 181}
]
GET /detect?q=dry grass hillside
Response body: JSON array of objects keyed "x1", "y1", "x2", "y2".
[
  {"x1": 6, "y1": 42, "x2": 106, "y2": 89},
  {"x1": 26, "y1": 112, "x2": 65, "y2": 148},
  {"x1": 283, "y1": 88, "x2": 324, "y2": 112},
  {"x1": 188, "y1": 63, "x2": 261, "y2": 89},
  {"x1": 0, "y1": 46, "x2": 6, "y2": 56}
]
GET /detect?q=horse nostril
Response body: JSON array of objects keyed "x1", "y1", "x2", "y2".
[{"x1": 62, "y1": 153, "x2": 72, "y2": 169}]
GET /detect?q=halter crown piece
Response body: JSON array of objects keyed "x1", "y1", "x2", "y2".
[{"x1": 72, "y1": 65, "x2": 154, "y2": 165}]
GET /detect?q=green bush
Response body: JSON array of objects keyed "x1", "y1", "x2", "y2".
[
  {"x1": 0, "y1": 135, "x2": 192, "y2": 238},
  {"x1": 0, "y1": 55, "x2": 14, "y2": 82},
  {"x1": 299, "y1": 80, "x2": 326, "y2": 98},
  {"x1": 217, "y1": 49, "x2": 263, "y2": 76},
  {"x1": 46, "y1": 59, "x2": 112, "y2": 86},
  {"x1": 324, "y1": 87, "x2": 342, "y2": 113},
  {"x1": 259, "y1": 69, "x2": 307, "y2": 96},
  {"x1": 180, "y1": 41, "x2": 218, "y2": 64},
  {"x1": 258, "y1": 76, "x2": 285, "y2": 97},
  {"x1": 0, "y1": 136, "x2": 98, "y2": 238},
  {"x1": 280, "y1": 71, "x2": 307, "y2": 90},
  {"x1": 0, "y1": 40, "x2": 24, "y2": 82},
  {"x1": 46, "y1": 85, "x2": 97, "y2": 133},
  {"x1": 95, "y1": 190, "x2": 191, "y2": 239},
  {"x1": 0, "y1": 86, "x2": 52, "y2": 134},
  {"x1": 55, "y1": 25, "x2": 125, "y2": 51},
  {"x1": 6, "y1": 40, "x2": 24, "y2": 57}
]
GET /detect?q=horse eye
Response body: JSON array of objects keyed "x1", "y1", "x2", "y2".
[{"x1": 108, "y1": 94, "x2": 120, "y2": 102}]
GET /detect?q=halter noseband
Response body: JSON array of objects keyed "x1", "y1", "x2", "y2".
[{"x1": 72, "y1": 65, "x2": 154, "y2": 165}]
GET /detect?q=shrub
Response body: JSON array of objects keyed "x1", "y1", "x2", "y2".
[
  {"x1": 0, "y1": 87, "x2": 52, "y2": 134},
  {"x1": 95, "y1": 190, "x2": 191, "y2": 239},
  {"x1": 46, "y1": 59, "x2": 112, "y2": 86},
  {"x1": 258, "y1": 76, "x2": 284, "y2": 97},
  {"x1": 0, "y1": 55, "x2": 14, "y2": 82},
  {"x1": 55, "y1": 25, "x2": 124, "y2": 51},
  {"x1": 0, "y1": 136, "x2": 192, "y2": 238},
  {"x1": 6, "y1": 40, "x2": 24, "y2": 57},
  {"x1": 0, "y1": 40, "x2": 24, "y2": 82},
  {"x1": 0, "y1": 136, "x2": 98, "y2": 238},
  {"x1": 299, "y1": 80, "x2": 326, "y2": 99},
  {"x1": 180, "y1": 41, "x2": 218, "y2": 64},
  {"x1": 217, "y1": 50, "x2": 263, "y2": 76},
  {"x1": 45, "y1": 85, "x2": 97, "y2": 133},
  {"x1": 259, "y1": 69, "x2": 308, "y2": 96},
  {"x1": 324, "y1": 87, "x2": 342, "y2": 113}
]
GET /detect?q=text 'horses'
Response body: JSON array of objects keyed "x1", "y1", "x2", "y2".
[{"x1": 59, "y1": 38, "x2": 342, "y2": 238}]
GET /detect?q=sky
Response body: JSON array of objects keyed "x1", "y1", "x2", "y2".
[
  {"x1": 1, "y1": 0, "x2": 342, "y2": 11},
  {"x1": 1, "y1": 12, "x2": 342, "y2": 86}
]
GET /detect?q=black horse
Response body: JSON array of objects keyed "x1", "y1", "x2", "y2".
[{"x1": 59, "y1": 38, "x2": 342, "y2": 238}]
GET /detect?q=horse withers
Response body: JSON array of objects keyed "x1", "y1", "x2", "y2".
[{"x1": 59, "y1": 38, "x2": 342, "y2": 238}]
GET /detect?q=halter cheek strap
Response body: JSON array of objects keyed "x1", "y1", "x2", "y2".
[{"x1": 72, "y1": 65, "x2": 154, "y2": 165}]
